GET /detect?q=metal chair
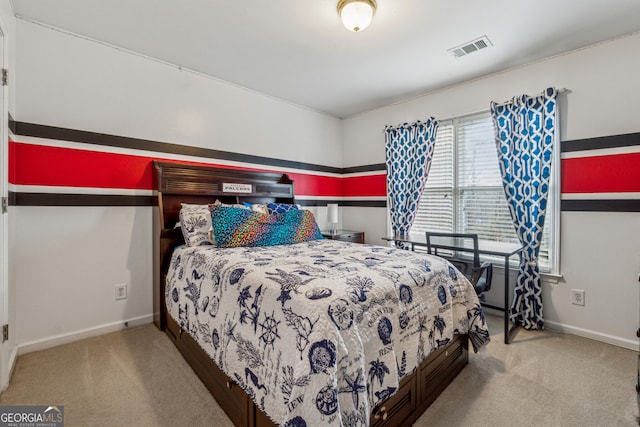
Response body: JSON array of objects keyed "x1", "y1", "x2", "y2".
[{"x1": 425, "y1": 232, "x2": 493, "y2": 301}]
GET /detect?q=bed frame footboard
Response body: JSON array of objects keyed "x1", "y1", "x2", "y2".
[{"x1": 165, "y1": 314, "x2": 468, "y2": 427}]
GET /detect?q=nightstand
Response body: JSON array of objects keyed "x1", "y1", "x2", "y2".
[{"x1": 322, "y1": 230, "x2": 365, "y2": 244}]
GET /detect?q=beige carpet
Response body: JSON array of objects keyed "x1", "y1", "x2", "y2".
[{"x1": 1, "y1": 315, "x2": 637, "y2": 426}]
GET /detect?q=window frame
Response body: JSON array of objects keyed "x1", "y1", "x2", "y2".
[{"x1": 387, "y1": 110, "x2": 561, "y2": 275}]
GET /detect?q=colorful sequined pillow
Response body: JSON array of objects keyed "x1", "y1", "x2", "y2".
[
  {"x1": 179, "y1": 203, "x2": 215, "y2": 246},
  {"x1": 211, "y1": 205, "x2": 323, "y2": 248},
  {"x1": 266, "y1": 202, "x2": 300, "y2": 215}
]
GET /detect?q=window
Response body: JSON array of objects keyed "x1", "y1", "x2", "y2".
[{"x1": 409, "y1": 112, "x2": 559, "y2": 274}]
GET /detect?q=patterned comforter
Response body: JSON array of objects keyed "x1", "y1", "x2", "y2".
[{"x1": 166, "y1": 239, "x2": 489, "y2": 427}]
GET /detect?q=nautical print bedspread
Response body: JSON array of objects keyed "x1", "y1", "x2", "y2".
[{"x1": 165, "y1": 239, "x2": 489, "y2": 427}]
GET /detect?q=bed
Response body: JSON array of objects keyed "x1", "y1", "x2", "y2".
[{"x1": 152, "y1": 161, "x2": 490, "y2": 427}]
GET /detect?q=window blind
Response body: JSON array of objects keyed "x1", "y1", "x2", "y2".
[
  {"x1": 409, "y1": 113, "x2": 555, "y2": 272},
  {"x1": 412, "y1": 123, "x2": 454, "y2": 234}
]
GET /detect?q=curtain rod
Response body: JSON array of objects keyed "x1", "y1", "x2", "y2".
[
  {"x1": 437, "y1": 87, "x2": 569, "y2": 122},
  {"x1": 385, "y1": 88, "x2": 569, "y2": 129}
]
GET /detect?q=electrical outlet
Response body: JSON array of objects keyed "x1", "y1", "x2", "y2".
[
  {"x1": 571, "y1": 289, "x2": 585, "y2": 306},
  {"x1": 115, "y1": 283, "x2": 127, "y2": 300}
]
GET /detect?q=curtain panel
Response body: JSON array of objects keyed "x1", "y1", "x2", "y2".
[
  {"x1": 490, "y1": 87, "x2": 557, "y2": 330},
  {"x1": 385, "y1": 118, "x2": 438, "y2": 242}
]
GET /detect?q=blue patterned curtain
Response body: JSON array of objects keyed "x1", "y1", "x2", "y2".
[
  {"x1": 490, "y1": 87, "x2": 557, "y2": 330},
  {"x1": 385, "y1": 118, "x2": 438, "y2": 241}
]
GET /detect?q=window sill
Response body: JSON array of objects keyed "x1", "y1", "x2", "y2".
[
  {"x1": 493, "y1": 265, "x2": 562, "y2": 283},
  {"x1": 541, "y1": 272, "x2": 563, "y2": 284}
]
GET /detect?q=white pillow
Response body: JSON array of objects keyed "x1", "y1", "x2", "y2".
[
  {"x1": 178, "y1": 203, "x2": 216, "y2": 246},
  {"x1": 213, "y1": 199, "x2": 252, "y2": 210},
  {"x1": 250, "y1": 203, "x2": 269, "y2": 214}
]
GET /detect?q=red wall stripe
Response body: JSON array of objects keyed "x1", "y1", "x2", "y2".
[
  {"x1": 12, "y1": 141, "x2": 640, "y2": 200},
  {"x1": 562, "y1": 152, "x2": 640, "y2": 194},
  {"x1": 286, "y1": 172, "x2": 344, "y2": 198},
  {"x1": 9, "y1": 141, "x2": 382, "y2": 198},
  {"x1": 10, "y1": 142, "x2": 156, "y2": 190},
  {"x1": 343, "y1": 174, "x2": 386, "y2": 197}
]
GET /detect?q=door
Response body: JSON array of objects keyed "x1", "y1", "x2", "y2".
[
  {"x1": 0, "y1": 16, "x2": 9, "y2": 391},
  {"x1": 637, "y1": 272, "x2": 640, "y2": 424}
]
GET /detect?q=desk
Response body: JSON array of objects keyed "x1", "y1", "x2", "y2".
[{"x1": 383, "y1": 234, "x2": 523, "y2": 344}]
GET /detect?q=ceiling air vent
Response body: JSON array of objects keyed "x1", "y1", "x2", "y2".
[{"x1": 448, "y1": 36, "x2": 493, "y2": 58}]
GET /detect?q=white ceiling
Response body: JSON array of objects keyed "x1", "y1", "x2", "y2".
[{"x1": 10, "y1": 0, "x2": 640, "y2": 118}]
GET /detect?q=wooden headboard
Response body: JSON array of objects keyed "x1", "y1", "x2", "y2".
[{"x1": 152, "y1": 161, "x2": 296, "y2": 329}]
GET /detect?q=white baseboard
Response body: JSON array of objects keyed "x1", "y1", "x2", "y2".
[
  {"x1": 17, "y1": 314, "x2": 153, "y2": 355},
  {"x1": 544, "y1": 319, "x2": 639, "y2": 351},
  {"x1": 0, "y1": 345, "x2": 18, "y2": 393},
  {"x1": 7, "y1": 344, "x2": 17, "y2": 381},
  {"x1": 482, "y1": 308, "x2": 638, "y2": 351}
]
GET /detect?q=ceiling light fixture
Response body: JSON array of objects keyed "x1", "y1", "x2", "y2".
[{"x1": 337, "y1": 0, "x2": 377, "y2": 32}]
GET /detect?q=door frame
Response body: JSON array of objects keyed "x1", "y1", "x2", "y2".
[{"x1": 0, "y1": 13, "x2": 12, "y2": 391}]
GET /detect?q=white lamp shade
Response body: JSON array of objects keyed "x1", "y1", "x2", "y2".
[
  {"x1": 339, "y1": 1, "x2": 375, "y2": 32},
  {"x1": 327, "y1": 203, "x2": 339, "y2": 224}
]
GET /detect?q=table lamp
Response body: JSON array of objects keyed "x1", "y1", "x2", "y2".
[{"x1": 327, "y1": 203, "x2": 338, "y2": 234}]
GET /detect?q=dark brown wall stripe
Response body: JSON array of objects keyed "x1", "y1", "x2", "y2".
[
  {"x1": 561, "y1": 199, "x2": 640, "y2": 212},
  {"x1": 334, "y1": 200, "x2": 386, "y2": 208},
  {"x1": 8, "y1": 192, "x2": 386, "y2": 208},
  {"x1": 13, "y1": 192, "x2": 637, "y2": 211},
  {"x1": 297, "y1": 199, "x2": 386, "y2": 208},
  {"x1": 9, "y1": 192, "x2": 154, "y2": 207},
  {"x1": 561, "y1": 132, "x2": 640, "y2": 153},
  {"x1": 8, "y1": 114, "x2": 16, "y2": 134},
  {"x1": 342, "y1": 164, "x2": 386, "y2": 174}
]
